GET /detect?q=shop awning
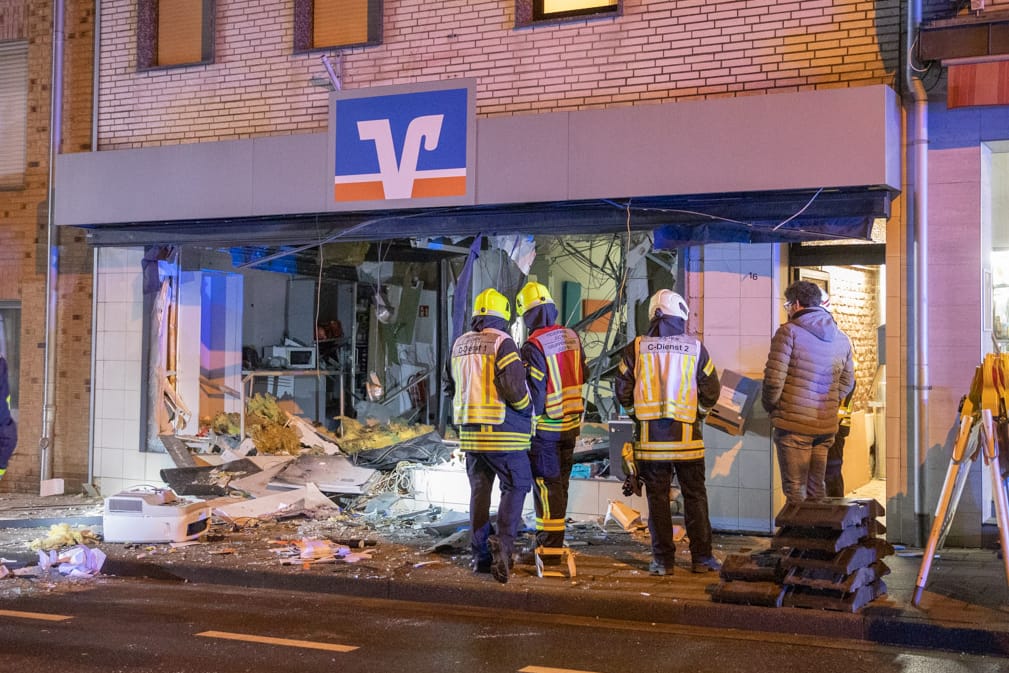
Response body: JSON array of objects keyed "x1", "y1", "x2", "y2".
[{"x1": 81, "y1": 186, "x2": 890, "y2": 248}]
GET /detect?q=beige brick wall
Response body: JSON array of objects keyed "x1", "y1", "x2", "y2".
[
  {"x1": 95, "y1": 0, "x2": 901, "y2": 149},
  {"x1": 826, "y1": 265, "x2": 881, "y2": 412},
  {"x1": 0, "y1": 0, "x2": 94, "y2": 493}
]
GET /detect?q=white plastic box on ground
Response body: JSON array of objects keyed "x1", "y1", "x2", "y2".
[{"x1": 102, "y1": 489, "x2": 211, "y2": 543}]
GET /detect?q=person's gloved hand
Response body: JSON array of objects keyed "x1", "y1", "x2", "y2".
[{"x1": 622, "y1": 474, "x2": 642, "y2": 498}]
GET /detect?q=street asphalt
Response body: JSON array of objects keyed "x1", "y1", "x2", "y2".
[{"x1": 3, "y1": 516, "x2": 1009, "y2": 658}]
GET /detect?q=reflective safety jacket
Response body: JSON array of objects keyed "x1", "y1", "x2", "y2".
[
  {"x1": 523, "y1": 324, "x2": 586, "y2": 440},
  {"x1": 451, "y1": 321, "x2": 533, "y2": 452},
  {"x1": 615, "y1": 317, "x2": 720, "y2": 462}
]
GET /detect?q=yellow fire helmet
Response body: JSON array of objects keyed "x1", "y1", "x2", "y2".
[
  {"x1": 515, "y1": 281, "x2": 554, "y2": 317},
  {"x1": 473, "y1": 288, "x2": 511, "y2": 321}
]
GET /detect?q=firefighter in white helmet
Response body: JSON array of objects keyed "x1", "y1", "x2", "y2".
[
  {"x1": 516, "y1": 281, "x2": 587, "y2": 550},
  {"x1": 450, "y1": 288, "x2": 533, "y2": 584},
  {"x1": 615, "y1": 289, "x2": 722, "y2": 575}
]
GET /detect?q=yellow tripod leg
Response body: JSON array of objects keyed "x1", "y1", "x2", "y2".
[
  {"x1": 913, "y1": 413, "x2": 977, "y2": 606},
  {"x1": 982, "y1": 409, "x2": 1009, "y2": 588}
]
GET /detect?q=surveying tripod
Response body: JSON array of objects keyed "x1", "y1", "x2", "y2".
[{"x1": 913, "y1": 353, "x2": 1009, "y2": 606}]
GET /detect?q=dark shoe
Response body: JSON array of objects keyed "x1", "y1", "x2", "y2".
[
  {"x1": 470, "y1": 558, "x2": 492, "y2": 574},
  {"x1": 648, "y1": 561, "x2": 671, "y2": 576},
  {"x1": 691, "y1": 556, "x2": 722, "y2": 574},
  {"x1": 488, "y1": 535, "x2": 509, "y2": 584}
]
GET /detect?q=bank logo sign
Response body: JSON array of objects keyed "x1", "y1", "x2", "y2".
[{"x1": 330, "y1": 81, "x2": 475, "y2": 205}]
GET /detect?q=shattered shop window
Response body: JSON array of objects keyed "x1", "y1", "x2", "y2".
[
  {"x1": 516, "y1": 0, "x2": 620, "y2": 26},
  {"x1": 0, "y1": 305, "x2": 19, "y2": 414}
]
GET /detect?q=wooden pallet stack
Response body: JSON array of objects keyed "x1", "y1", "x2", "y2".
[{"x1": 711, "y1": 498, "x2": 892, "y2": 611}]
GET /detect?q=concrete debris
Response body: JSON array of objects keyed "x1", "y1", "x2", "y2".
[
  {"x1": 602, "y1": 500, "x2": 644, "y2": 532},
  {"x1": 210, "y1": 483, "x2": 338, "y2": 524},
  {"x1": 288, "y1": 416, "x2": 341, "y2": 455},
  {"x1": 160, "y1": 458, "x2": 264, "y2": 497},
  {"x1": 272, "y1": 537, "x2": 375, "y2": 567}
]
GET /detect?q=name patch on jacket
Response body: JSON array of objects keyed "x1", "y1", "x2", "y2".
[
  {"x1": 640, "y1": 336, "x2": 700, "y2": 355},
  {"x1": 452, "y1": 332, "x2": 499, "y2": 357},
  {"x1": 535, "y1": 329, "x2": 580, "y2": 356}
]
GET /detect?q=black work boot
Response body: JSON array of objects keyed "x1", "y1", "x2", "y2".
[{"x1": 488, "y1": 535, "x2": 510, "y2": 584}]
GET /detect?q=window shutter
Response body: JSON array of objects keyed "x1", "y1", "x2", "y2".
[
  {"x1": 158, "y1": 0, "x2": 204, "y2": 66},
  {"x1": 541, "y1": 0, "x2": 617, "y2": 14},
  {"x1": 314, "y1": 0, "x2": 369, "y2": 48},
  {"x1": 0, "y1": 41, "x2": 27, "y2": 189}
]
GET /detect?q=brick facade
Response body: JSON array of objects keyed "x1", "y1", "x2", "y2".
[
  {"x1": 95, "y1": 0, "x2": 901, "y2": 150},
  {"x1": 0, "y1": 0, "x2": 94, "y2": 493}
]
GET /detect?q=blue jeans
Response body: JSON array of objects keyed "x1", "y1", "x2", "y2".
[{"x1": 773, "y1": 429, "x2": 833, "y2": 505}]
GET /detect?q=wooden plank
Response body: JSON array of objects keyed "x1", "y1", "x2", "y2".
[
  {"x1": 783, "y1": 561, "x2": 890, "y2": 592},
  {"x1": 772, "y1": 524, "x2": 868, "y2": 552},
  {"x1": 781, "y1": 538, "x2": 893, "y2": 575},
  {"x1": 774, "y1": 501, "x2": 870, "y2": 530},
  {"x1": 782, "y1": 579, "x2": 887, "y2": 612},
  {"x1": 719, "y1": 553, "x2": 782, "y2": 582},
  {"x1": 711, "y1": 581, "x2": 787, "y2": 608}
]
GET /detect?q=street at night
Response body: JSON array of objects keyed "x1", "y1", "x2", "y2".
[{"x1": 1, "y1": 577, "x2": 1005, "y2": 673}]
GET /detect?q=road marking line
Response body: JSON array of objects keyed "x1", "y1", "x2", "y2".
[
  {"x1": 520, "y1": 667, "x2": 601, "y2": 673},
  {"x1": 196, "y1": 630, "x2": 358, "y2": 653},
  {"x1": 0, "y1": 609, "x2": 72, "y2": 622}
]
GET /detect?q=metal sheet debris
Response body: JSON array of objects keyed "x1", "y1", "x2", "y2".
[
  {"x1": 212, "y1": 483, "x2": 337, "y2": 523},
  {"x1": 270, "y1": 455, "x2": 379, "y2": 495}
]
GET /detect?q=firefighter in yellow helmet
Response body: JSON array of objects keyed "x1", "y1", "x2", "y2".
[
  {"x1": 0, "y1": 356, "x2": 15, "y2": 482},
  {"x1": 516, "y1": 281, "x2": 587, "y2": 550},
  {"x1": 615, "y1": 290, "x2": 721, "y2": 575},
  {"x1": 451, "y1": 288, "x2": 533, "y2": 584}
]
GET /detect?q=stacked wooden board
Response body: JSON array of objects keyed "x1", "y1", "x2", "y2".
[{"x1": 712, "y1": 498, "x2": 892, "y2": 612}]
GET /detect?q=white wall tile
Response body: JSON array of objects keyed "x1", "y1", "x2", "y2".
[
  {"x1": 738, "y1": 448, "x2": 772, "y2": 489},
  {"x1": 99, "y1": 448, "x2": 125, "y2": 479},
  {"x1": 738, "y1": 488, "x2": 773, "y2": 533},
  {"x1": 98, "y1": 477, "x2": 127, "y2": 496}
]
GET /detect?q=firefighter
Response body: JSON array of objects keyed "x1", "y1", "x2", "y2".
[
  {"x1": 516, "y1": 281, "x2": 587, "y2": 550},
  {"x1": 819, "y1": 291, "x2": 855, "y2": 498},
  {"x1": 826, "y1": 389, "x2": 855, "y2": 497},
  {"x1": 451, "y1": 288, "x2": 533, "y2": 584},
  {"x1": 0, "y1": 356, "x2": 15, "y2": 482},
  {"x1": 615, "y1": 290, "x2": 722, "y2": 575}
]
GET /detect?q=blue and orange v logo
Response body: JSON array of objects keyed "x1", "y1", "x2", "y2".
[{"x1": 333, "y1": 87, "x2": 469, "y2": 202}]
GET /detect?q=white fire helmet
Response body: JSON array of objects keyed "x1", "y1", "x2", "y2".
[{"x1": 648, "y1": 289, "x2": 689, "y2": 321}]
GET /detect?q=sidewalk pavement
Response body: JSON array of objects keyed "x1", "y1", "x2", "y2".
[{"x1": 2, "y1": 495, "x2": 1009, "y2": 657}]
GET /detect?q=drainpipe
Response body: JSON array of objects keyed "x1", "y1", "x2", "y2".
[
  {"x1": 86, "y1": 3, "x2": 101, "y2": 489},
  {"x1": 906, "y1": 0, "x2": 929, "y2": 546},
  {"x1": 91, "y1": 0, "x2": 101, "y2": 151},
  {"x1": 41, "y1": 0, "x2": 65, "y2": 483}
]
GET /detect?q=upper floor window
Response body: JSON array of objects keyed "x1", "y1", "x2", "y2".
[
  {"x1": 137, "y1": 0, "x2": 215, "y2": 70},
  {"x1": 518, "y1": 0, "x2": 619, "y2": 25},
  {"x1": 0, "y1": 40, "x2": 28, "y2": 190},
  {"x1": 294, "y1": 0, "x2": 382, "y2": 52}
]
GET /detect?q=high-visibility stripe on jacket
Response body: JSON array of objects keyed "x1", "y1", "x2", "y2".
[
  {"x1": 452, "y1": 329, "x2": 511, "y2": 425},
  {"x1": 838, "y1": 389, "x2": 855, "y2": 429},
  {"x1": 528, "y1": 325, "x2": 585, "y2": 420},
  {"x1": 452, "y1": 326, "x2": 533, "y2": 453},
  {"x1": 631, "y1": 335, "x2": 704, "y2": 423}
]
